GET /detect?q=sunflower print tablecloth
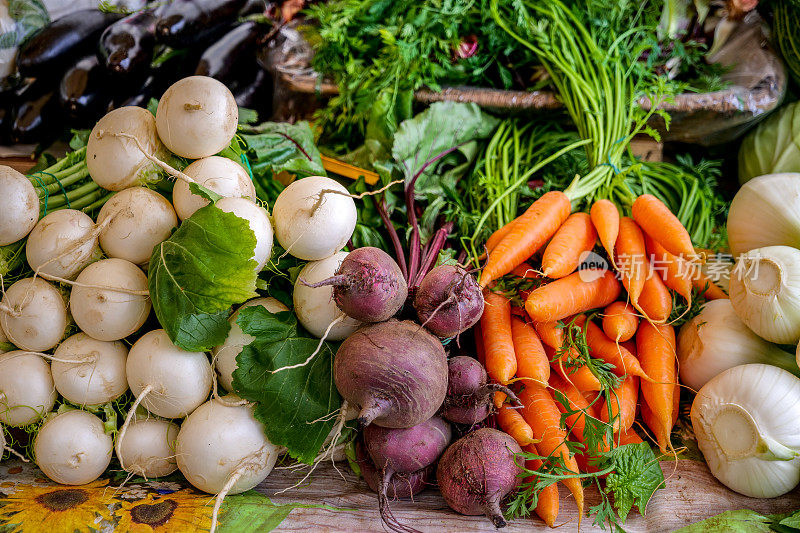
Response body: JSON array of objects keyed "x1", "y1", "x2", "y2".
[{"x1": 0, "y1": 460, "x2": 325, "y2": 533}]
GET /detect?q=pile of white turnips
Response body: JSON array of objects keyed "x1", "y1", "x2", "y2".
[
  {"x1": 678, "y1": 173, "x2": 800, "y2": 500},
  {"x1": 0, "y1": 74, "x2": 361, "y2": 516}
]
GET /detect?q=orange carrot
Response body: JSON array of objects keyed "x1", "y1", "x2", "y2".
[
  {"x1": 525, "y1": 270, "x2": 621, "y2": 323},
  {"x1": 480, "y1": 191, "x2": 571, "y2": 288},
  {"x1": 638, "y1": 263, "x2": 673, "y2": 322},
  {"x1": 548, "y1": 344, "x2": 602, "y2": 392},
  {"x1": 550, "y1": 372, "x2": 596, "y2": 443},
  {"x1": 523, "y1": 444, "x2": 560, "y2": 527},
  {"x1": 632, "y1": 194, "x2": 694, "y2": 258},
  {"x1": 615, "y1": 217, "x2": 647, "y2": 309},
  {"x1": 689, "y1": 263, "x2": 729, "y2": 300},
  {"x1": 618, "y1": 428, "x2": 644, "y2": 445},
  {"x1": 591, "y1": 199, "x2": 620, "y2": 265},
  {"x1": 498, "y1": 405, "x2": 536, "y2": 446},
  {"x1": 645, "y1": 234, "x2": 692, "y2": 304},
  {"x1": 485, "y1": 217, "x2": 520, "y2": 254},
  {"x1": 519, "y1": 384, "x2": 584, "y2": 519},
  {"x1": 511, "y1": 317, "x2": 550, "y2": 385},
  {"x1": 581, "y1": 390, "x2": 601, "y2": 418},
  {"x1": 602, "y1": 301, "x2": 638, "y2": 342},
  {"x1": 584, "y1": 319, "x2": 650, "y2": 380},
  {"x1": 534, "y1": 320, "x2": 565, "y2": 350},
  {"x1": 600, "y1": 375, "x2": 639, "y2": 433},
  {"x1": 481, "y1": 291, "x2": 517, "y2": 384},
  {"x1": 511, "y1": 262, "x2": 539, "y2": 279},
  {"x1": 642, "y1": 382, "x2": 680, "y2": 441},
  {"x1": 541, "y1": 212, "x2": 598, "y2": 278},
  {"x1": 636, "y1": 322, "x2": 677, "y2": 453}
]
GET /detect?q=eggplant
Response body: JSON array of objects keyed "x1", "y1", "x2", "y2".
[
  {"x1": 11, "y1": 79, "x2": 62, "y2": 144},
  {"x1": 155, "y1": 0, "x2": 248, "y2": 47},
  {"x1": 239, "y1": 0, "x2": 276, "y2": 16},
  {"x1": 60, "y1": 55, "x2": 115, "y2": 125},
  {"x1": 16, "y1": 10, "x2": 124, "y2": 79},
  {"x1": 119, "y1": 48, "x2": 203, "y2": 108},
  {"x1": 98, "y1": 8, "x2": 159, "y2": 77},
  {"x1": 233, "y1": 68, "x2": 271, "y2": 111},
  {"x1": 195, "y1": 21, "x2": 262, "y2": 84}
]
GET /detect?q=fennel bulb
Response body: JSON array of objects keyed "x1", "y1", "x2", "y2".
[
  {"x1": 678, "y1": 299, "x2": 799, "y2": 391},
  {"x1": 692, "y1": 364, "x2": 800, "y2": 498},
  {"x1": 729, "y1": 246, "x2": 800, "y2": 344},
  {"x1": 739, "y1": 102, "x2": 800, "y2": 184}
]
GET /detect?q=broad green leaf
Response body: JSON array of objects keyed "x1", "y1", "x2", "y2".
[
  {"x1": 218, "y1": 491, "x2": 345, "y2": 532},
  {"x1": 242, "y1": 121, "x2": 325, "y2": 180},
  {"x1": 232, "y1": 306, "x2": 340, "y2": 465},
  {"x1": 188, "y1": 182, "x2": 223, "y2": 203},
  {"x1": 779, "y1": 510, "x2": 800, "y2": 529},
  {"x1": 148, "y1": 205, "x2": 258, "y2": 351},
  {"x1": 601, "y1": 442, "x2": 665, "y2": 521},
  {"x1": 676, "y1": 510, "x2": 775, "y2": 533}
]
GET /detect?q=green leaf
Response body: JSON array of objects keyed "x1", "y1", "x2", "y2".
[
  {"x1": 599, "y1": 442, "x2": 665, "y2": 522},
  {"x1": 238, "y1": 107, "x2": 259, "y2": 125},
  {"x1": 218, "y1": 490, "x2": 344, "y2": 533},
  {"x1": 779, "y1": 510, "x2": 800, "y2": 529},
  {"x1": 242, "y1": 121, "x2": 325, "y2": 181},
  {"x1": 233, "y1": 306, "x2": 340, "y2": 464},
  {"x1": 148, "y1": 205, "x2": 258, "y2": 351},
  {"x1": 675, "y1": 510, "x2": 775, "y2": 533},
  {"x1": 188, "y1": 182, "x2": 223, "y2": 203}
]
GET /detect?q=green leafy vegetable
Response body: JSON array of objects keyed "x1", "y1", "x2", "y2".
[
  {"x1": 598, "y1": 442, "x2": 665, "y2": 522},
  {"x1": 675, "y1": 510, "x2": 776, "y2": 532},
  {"x1": 738, "y1": 101, "x2": 800, "y2": 185},
  {"x1": 148, "y1": 205, "x2": 258, "y2": 351},
  {"x1": 233, "y1": 306, "x2": 340, "y2": 464},
  {"x1": 218, "y1": 491, "x2": 345, "y2": 533}
]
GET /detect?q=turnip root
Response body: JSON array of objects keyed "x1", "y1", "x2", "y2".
[
  {"x1": 0, "y1": 277, "x2": 68, "y2": 352},
  {"x1": 302, "y1": 246, "x2": 407, "y2": 323},
  {"x1": 51, "y1": 333, "x2": 128, "y2": 406},
  {"x1": 414, "y1": 265, "x2": 483, "y2": 339},
  {"x1": 97, "y1": 187, "x2": 178, "y2": 265},
  {"x1": 215, "y1": 197, "x2": 273, "y2": 271},
  {"x1": 0, "y1": 326, "x2": 10, "y2": 354},
  {"x1": 334, "y1": 319, "x2": 448, "y2": 428},
  {"x1": 273, "y1": 176, "x2": 357, "y2": 261},
  {"x1": 172, "y1": 156, "x2": 255, "y2": 220},
  {"x1": 294, "y1": 252, "x2": 362, "y2": 340},
  {"x1": 442, "y1": 356, "x2": 519, "y2": 426},
  {"x1": 25, "y1": 209, "x2": 102, "y2": 280},
  {"x1": 363, "y1": 416, "x2": 451, "y2": 533},
  {"x1": 437, "y1": 428, "x2": 523, "y2": 528},
  {"x1": 126, "y1": 329, "x2": 213, "y2": 418},
  {"x1": 0, "y1": 351, "x2": 57, "y2": 426},
  {"x1": 116, "y1": 416, "x2": 179, "y2": 478},
  {"x1": 0, "y1": 166, "x2": 38, "y2": 246},
  {"x1": 156, "y1": 76, "x2": 238, "y2": 159},
  {"x1": 87, "y1": 106, "x2": 171, "y2": 191},
  {"x1": 213, "y1": 297, "x2": 288, "y2": 392},
  {"x1": 34, "y1": 410, "x2": 113, "y2": 485},
  {"x1": 70, "y1": 258, "x2": 151, "y2": 341}
]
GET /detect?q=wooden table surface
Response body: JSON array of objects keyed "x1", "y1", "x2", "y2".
[{"x1": 256, "y1": 459, "x2": 800, "y2": 532}]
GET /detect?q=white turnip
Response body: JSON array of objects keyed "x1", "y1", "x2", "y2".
[
  {"x1": 25, "y1": 209, "x2": 102, "y2": 280},
  {"x1": 414, "y1": 265, "x2": 483, "y2": 339},
  {"x1": 0, "y1": 351, "x2": 57, "y2": 426},
  {"x1": 0, "y1": 323, "x2": 11, "y2": 353},
  {"x1": 213, "y1": 297, "x2": 288, "y2": 392},
  {"x1": 172, "y1": 156, "x2": 255, "y2": 220},
  {"x1": 51, "y1": 333, "x2": 128, "y2": 406},
  {"x1": 116, "y1": 415, "x2": 179, "y2": 478},
  {"x1": 0, "y1": 277, "x2": 68, "y2": 352},
  {"x1": 334, "y1": 319, "x2": 448, "y2": 428},
  {"x1": 86, "y1": 106, "x2": 171, "y2": 191},
  {"x1": 96, "y1": 187, "x2": 178, "y2": 265},
  {"x1": 126, "y1": 329, "x2": 213, "y2": 418},
  {"x1": 215, "y1": 197, "x2": 273, "y2": 271},
  {"x1": 273, "y1": 176, "x2": 357, "y2": 261},
  {"x1": 156, "y1": 76, "x2": 238, "y2": 159},
  {"x1": 301, "y1": 246, "x2": 407, "y2": 323},
  {"x1": 0, "y1": 166, "x2": 39, "y2": 246},
  {"x1": 437, "y1": 428, "x2": 523, "y2": 528},
  {"x1": 34, "y1": 410, "x2": 113, "y2": 485},
  {"x1": 293, "y1": 252, "x2": 362, "y2": 340},
  {"x1": 69, "y1": 258, "x2": 151, "y2": 341}
]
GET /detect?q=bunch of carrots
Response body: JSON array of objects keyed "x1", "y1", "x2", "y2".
[{"x1": 476, "y1": 191, "x2": 727, "y2": 526}]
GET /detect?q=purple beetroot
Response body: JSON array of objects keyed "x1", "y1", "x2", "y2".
[
  {"x1": 442, "y1": 356, "x2": 519, "y2": 425},
  {"x1": 334, "y1": 319, "x2": 448, "y2": 429},
  {"x1": 301, "y1": 246, "x2": 407, "y2": 322},
  {"x1": 414, "y1": 265, "x2": 483, "y2": 338},
  {"x1": 437, "y1": 428, "x2": 523, "y2": 528},
  {"x1": 356, "y1": 441, "x2": 433, "y2": 500}
]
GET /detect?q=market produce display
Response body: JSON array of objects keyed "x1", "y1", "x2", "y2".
[{"x1": 5, "y1": 0, "x2": 800, "y2": 532}]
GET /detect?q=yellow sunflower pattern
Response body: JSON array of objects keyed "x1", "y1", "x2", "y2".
[{"x1": 115, "y1": 490, "x2": 215, "y2": 533}]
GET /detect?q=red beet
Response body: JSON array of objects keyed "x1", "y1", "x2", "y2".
[
  {"x1": 363, "y1": 416, "x2": 451, "y2": 475},
  {"x1": 334, "y1": 320, "x2": 448, "y2": 429},
  {"x1": 442, "y1": 356, "x2": 519, "y2": 425},
  {"x1": 414, "y1": 265, "x2": 483, "y2": 338},
  {"x1": 301, "y1": 246, "x2": 407, "y2": 322},
  {"x1": 437, "y1": 428, "x2": 523, "y2": 528}
]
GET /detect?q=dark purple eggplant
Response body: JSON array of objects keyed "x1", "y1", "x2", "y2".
[
  {"x1": 118, "y1": 48, "x2": 203, "y2": 108},
  {"x1": 195, "y1": 21, "x2": 262, "y2": 84},
  {"x1": 0, "y1": 94, "x2": 13, "y2": 145},
  {"x1": 233, "y1": 68, "x2": 271, "y2": 110},
  {"x1": 16, "y1": 10, "x2": 123, "y2": 79},
  {"x1": 11, "y1": 79, "x2": 62, "y2": 144},
  {"x1": 59, "y1": 55, "x2": 115, "y2": 125},
  {"x1": 98, "y1": 8, "x2": 159, "y2": 77},
  {"x1": 155, "y1": 0, "x2": 248, "y2": 47},
  {"x1": 239, "y1": 0, "x2": 274, "y2": 16}
]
